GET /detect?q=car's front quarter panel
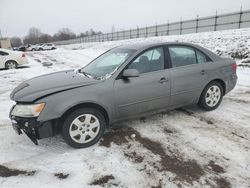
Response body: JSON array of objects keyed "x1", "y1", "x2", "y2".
[{"x1": 36, "y1": 79, "x2": 115, "y2": 123}]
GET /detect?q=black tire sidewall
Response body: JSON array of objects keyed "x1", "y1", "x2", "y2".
[
  {"x1": 199, "y1": 81, "x2": 223, "y2": 111},
  {"x1": 62, "y1": 108, "x2": 106, "y2": 148}
]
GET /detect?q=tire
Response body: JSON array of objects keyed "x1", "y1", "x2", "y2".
[
  {"x1": 51, "y1": 47, "x2": 56, "y2": 50},
  {"x1": 5, "y1": 61, "x2": 18, "y2": 69},
  {"x1": 198, "y1": 81, "x2": 223, "y2": 111},
  {"x1": 39, "y1": 48, "x2": 43, "y2": 51},
  {"x1": 62, "y1": 108, "x2": 106, "y2": 148}
]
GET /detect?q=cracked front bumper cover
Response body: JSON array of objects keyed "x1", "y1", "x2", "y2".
[
  {"x1": 11, "y1": 118, "x2": 39, "y2": 145},
  {"x1": 9, "y1": 111, "x2": 55, "y2": 145}
]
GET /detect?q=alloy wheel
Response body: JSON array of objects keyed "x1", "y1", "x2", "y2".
[
  {"x1": 205, "y1": 85, "x2": 221, "y2": 107},
  {"x1": 69, "y1": 114, "x2": 100, "y2": 144},
  {"x1": 6, "y1": 62, "x2": 17, "y2": 69}
]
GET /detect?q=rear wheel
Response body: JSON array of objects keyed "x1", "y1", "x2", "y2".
[
  {"x1": 62, "y1": 108, "x2": 106, "y2": 148},
  {"x1": 198, "y1": 81, "x2": 223, "y2": 111},
  {"x1": 5, "y1": 61, "x2": 17, "y2": 69}
]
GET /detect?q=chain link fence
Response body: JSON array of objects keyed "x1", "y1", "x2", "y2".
[{"x1": 55, "y1": 9, "x2": 250, "y2": 45}]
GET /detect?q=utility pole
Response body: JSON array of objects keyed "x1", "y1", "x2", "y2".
[{"x1": 0, "y1": 29, "x2": 2, "y2": 39}]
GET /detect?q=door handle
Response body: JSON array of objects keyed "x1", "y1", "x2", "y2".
[
  {"x1": 200, "y1": 70, "x2": 205, "y2": 75},
  {"x1": 158, "y1": 77, "x2": 168, "y2": 83}
]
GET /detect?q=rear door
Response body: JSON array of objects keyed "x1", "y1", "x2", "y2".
[
  {"x1": 167, "y1": 45, "x2": 207, "y2": 107},
  {"x1": 114, "y1": 46, "x2": 171, "y2": 120}
]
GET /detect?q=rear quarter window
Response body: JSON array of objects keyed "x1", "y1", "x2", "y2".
[{"x1": 196, "y1": 49, "x2": 212, "y2": 64}]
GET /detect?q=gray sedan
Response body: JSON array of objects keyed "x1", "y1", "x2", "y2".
[{"x1": 9, "y1": 42, "x2": 237, "y2": 148}]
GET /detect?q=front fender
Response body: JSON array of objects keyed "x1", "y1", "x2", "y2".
[{"x1": 36, "y1": 85, "x2": 114, "y2": 123}]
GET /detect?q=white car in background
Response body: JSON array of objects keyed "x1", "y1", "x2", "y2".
[
  {"x1": 29, "y1": 44, "x2": 39, "y2": 51},
  {"x1": 33, "y1": 44, "x2": 43, "y2": 51},
  {"x1": 38, "y1": 43, "x2": 56, "y2": 51},
  {"x1": 0, "y1": 48, "x2": 28, "y2": 69},
  {"x1": 23, "y1": 44, "x2": 39, "y2": 51}
]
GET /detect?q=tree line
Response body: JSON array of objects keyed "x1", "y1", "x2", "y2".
[{"x1": 10, "y1": 27, "x2": 102, "y2": 47}]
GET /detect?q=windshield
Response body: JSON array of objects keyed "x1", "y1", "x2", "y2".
[{"x1": 79, "y1": 48, "x2": 136, "y2": 80}]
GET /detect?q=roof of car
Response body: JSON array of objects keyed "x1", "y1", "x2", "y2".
[
  {"x1": 116, "y1": 41, "x2": 221, "y2": 61},
  {"x1": 116, "y1": 41, "x2": 201, "y2": 50}
]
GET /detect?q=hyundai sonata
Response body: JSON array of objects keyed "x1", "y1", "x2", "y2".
[{"x1": 9, "y1": 42, "x2": 237, "y2": 148}]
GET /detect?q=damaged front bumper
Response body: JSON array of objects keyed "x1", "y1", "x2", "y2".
[{"x1": 9, "y1": 107, "x2": 55, "y2": 145}]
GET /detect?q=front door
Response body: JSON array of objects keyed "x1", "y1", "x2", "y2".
[{"x1": 113, "y1": 47, "x2": 171, "y2": 121}]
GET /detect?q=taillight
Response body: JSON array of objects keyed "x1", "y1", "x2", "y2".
[
  {"x1": 231, "y1": 63, "x2": 237, "y2": 72},
  {"x1": 22, "y1": 53, "x2": 26, "y2": 58}
]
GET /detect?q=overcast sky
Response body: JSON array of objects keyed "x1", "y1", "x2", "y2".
[{"x1": 0, "y1": 0, "x2": 250, "y2": 38}]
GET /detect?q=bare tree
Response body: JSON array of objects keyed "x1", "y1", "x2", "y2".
[
  {"x1": 23, "y1": 27, "x2": 42, "y2": 44},
  {"x1": 39, "y1": 34, "x2": 53, "y2": 43},
  {"x1": 10, "y1": 37, "x2": 22, "y2": 47},
  {"x1": 22, "y1": 27, "x2": 102, "y2": 44},
  {"x1": 79, "y1": 32, "x2": 87, "y2": 37},
  {"x1": 28, "y1": 27, "x2": 42, "y2": 38},
  {"x1": 78, "y1": 29, "x2": 102, "y2": 38},
  {"x1": 53, "y1": 28, "x2": 76, "y2": 41}
]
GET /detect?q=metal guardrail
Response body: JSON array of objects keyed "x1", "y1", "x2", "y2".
[{"x1": 54, "y1": 9, "x2": 250, "y2": 45}]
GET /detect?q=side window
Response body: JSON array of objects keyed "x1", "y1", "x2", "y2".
[
  {"x1": 169, "y1": 46, "x2": 197, "y2": 67},
  {"x1": 0, "y1": 51, "x2": 8, "y2": 56},
  {"x1": 196, "y1": 50, "x2": 211, "y2": 64},
  {"x1": 128, "y1": 47, "x2": 164, "y2": 74}
]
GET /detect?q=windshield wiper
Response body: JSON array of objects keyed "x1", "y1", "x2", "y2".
[
  {"x1": 81, "y1": 71, "x2": 90, "y2": 78},
  {"x1": 78, "y1": 70, "x2": 99, "y2": 80}
]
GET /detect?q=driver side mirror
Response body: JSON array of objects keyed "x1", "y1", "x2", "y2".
[{"x1": 122, "y1": 69, "x2": 139, "y2": 78}]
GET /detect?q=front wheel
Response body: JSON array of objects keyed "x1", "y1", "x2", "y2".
[
  {"x1": 198, "y1": 81, "x2": 223, "y2": 111},
  {"x1": 62, "y1": 108, "x2": 106, "y2": 148},
  {"x1": 5, "y1": 61, "x2": 17, "y2": 69}
]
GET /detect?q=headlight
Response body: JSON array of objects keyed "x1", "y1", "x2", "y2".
[{"x1": 11, "y1": 103, "x2": 45, "y2": 117}]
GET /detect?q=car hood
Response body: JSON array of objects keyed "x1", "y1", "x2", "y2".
[{"x1": 10, "y1": 70, "x2": 101, "y2": 102}]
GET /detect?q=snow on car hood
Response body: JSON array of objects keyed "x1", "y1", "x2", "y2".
[{"x1": 10, "y1": 69, "x2": 100, "y2": 102}]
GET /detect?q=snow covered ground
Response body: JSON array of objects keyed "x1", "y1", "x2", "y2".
[{"x1": 0, "y1": 29, "x2": 250, "y2": 188}]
